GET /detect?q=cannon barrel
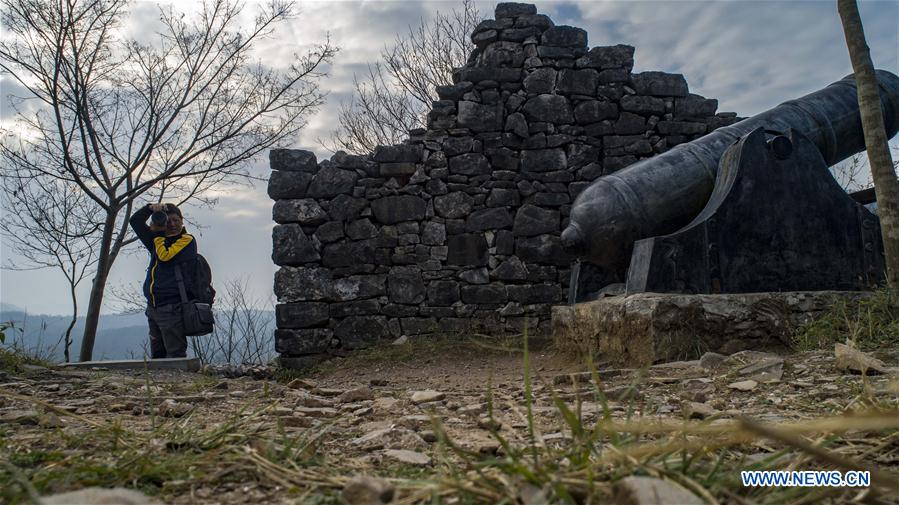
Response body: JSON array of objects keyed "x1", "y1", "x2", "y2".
[{"x1": 561, "y1": 70, "x2": 899, "y2": 276}]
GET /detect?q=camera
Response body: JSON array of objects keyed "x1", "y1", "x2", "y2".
[{"x1": 150, "y1": 204, "x2": 169, "y2": 227}]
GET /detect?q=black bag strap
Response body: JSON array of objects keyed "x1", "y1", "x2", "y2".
[{"x1": 174, "y1": 263, "x2": 190, "y2": 303}]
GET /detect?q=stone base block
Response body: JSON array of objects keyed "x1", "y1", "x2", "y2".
[
  {"x1": 551, "y1": 291, "x2": 871, "y2": 366},
  {"x1": 278, "y1": 354, "x2": 330, "y2": 370}
]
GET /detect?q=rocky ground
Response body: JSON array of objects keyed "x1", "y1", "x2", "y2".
[{"x1": 1, "y1": 339, "x2": 898, "y2": 504}]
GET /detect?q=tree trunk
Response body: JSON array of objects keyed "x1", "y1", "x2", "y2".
[
  {"x1": 78, "y1": 211, "x2": 118, "y2": 361},
  {"x1": 63, "y1": 281, "x2": 77, "y2": 363},
  {"x1": 838, "y1": 0, "x2": 899, "y2": 290}
]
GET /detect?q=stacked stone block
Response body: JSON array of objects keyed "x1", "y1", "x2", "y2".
[{"x1": 270, "y1": 3, "x2": 738, "y2": 368}]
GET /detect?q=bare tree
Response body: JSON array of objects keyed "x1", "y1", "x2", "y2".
[
  {"x1": 327, "y1": 0, "x2": 479, "y2": 153},
  {"x1": 191, "y1": 277, "x2": 275, "y2": 365},
  {"x1": 0, "y1": 174, "x2": 99, "y2": 362},
  {"x1": 837, "y1": 0, "x2": 899, "y2": 291},
  {"x1": 0, "y1": 0, "x2": 337, "y2": 360}
]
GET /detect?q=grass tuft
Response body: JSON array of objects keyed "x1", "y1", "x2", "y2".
[{"x1": 791, "y1": 287, "x2": 898, "y2": 351}]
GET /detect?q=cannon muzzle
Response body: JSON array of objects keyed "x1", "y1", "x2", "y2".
[{"x1": 563, "y1": 70, "x2": 899, "y2": 278}]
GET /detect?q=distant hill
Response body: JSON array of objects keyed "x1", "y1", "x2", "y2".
[{"x1": 0, "y1": 308, "x2": 275, "y2": 363}]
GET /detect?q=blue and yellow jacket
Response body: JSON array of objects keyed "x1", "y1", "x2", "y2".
[{"x1": 129, "y1": 205, "x2": 198, "y2": 307}]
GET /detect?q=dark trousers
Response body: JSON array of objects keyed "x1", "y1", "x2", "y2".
[{"x1": 146, "y1": 304, "x2": 188, "y2": 359}]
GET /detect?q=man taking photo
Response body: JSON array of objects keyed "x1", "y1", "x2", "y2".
[{"x1": 129, "y1": 203, "x2": 198, "y2": 359}]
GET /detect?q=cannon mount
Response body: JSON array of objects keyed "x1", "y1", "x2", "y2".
[{"x1": 570, "y1": 127, "x2": 885, "y2": 301}]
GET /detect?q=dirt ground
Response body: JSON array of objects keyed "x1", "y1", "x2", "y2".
[{"x1": 2, "y1": 340, "x2": 898, "y2": 504}]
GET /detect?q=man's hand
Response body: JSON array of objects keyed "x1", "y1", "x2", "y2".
[{"x1": 149, "y1": 203, "x2": 165, "y2": 212}]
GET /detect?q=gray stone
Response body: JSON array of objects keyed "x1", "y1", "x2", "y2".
[
  {"x1": 521, "y1": 148, "x2": 566, "y2": 173},
  {"x1": 401, "y1": 318, "x2": 438, "y2": 335},
  {"x1": 427, "y1": 281, "x2": 460, "y2": 305},
  {"x1": 541, "y1": 26, "x2": 587, "y2": 47},
  {"x1": 447, "y1": 233, "x2": 488, "y2": 266},
  {"x1": 500, "y1": 27, "x2": 542, "y2": 42},
  {"x1": 42, "y1": 488, "x2": 163, "y2": 505},
  {"x1": 455, "y1": 67, "x2": 522, "y2": 84},
  {"x1": 620, "y1": 95, "x2": 666, "y2": 115},
  {"x1": 598, "y1": 68, "x2": 630, "y2": 84},
  {"x1": 515, "y1": 13, "x2": 553, "y2": 29},
  {"x1": 373, "y1": 144, "x2": 423, "y2": 163},
  {"x1": 613, "y1": 476, "x2": 703, "y2": 505},
  {"x1": 328, "y1": 194, "x2": 368, "y2": 221},
  {"x1": 486, "y1": 188, "x2": 520, "y2": 207},
  {"x1": 306, "y1": 165, "x2": 357, "y2": 198},
  {"x1": 331, "y1": 300, "x2": 381, "y2": 318},
  {"x1": 436, "y1": 81, "x2": 474, "y2": 101},
  {"x1": 457, "y1": 101, "x2": 504, "y2": 132},
  {"x1": 675, "y1": 94, "x2": 718, "y2": 119},
  {"x1": 574, "y1": 100, "x2": 617, "y2": 124},
  {"x1": 379, "y1": 162, "x2": 418, "y2": 177},
  {"x1": 388, "y1": 268, "x2": 426, "y2": 304},
  {"x1": 495, "y1": 2, "x2": 537, "y2": 18},
  {"x1": 434, "y1": 192, "x2": 474, "y2": 219},
  {"x1": 495, "y1": 230, "x2": 515, "y2": 254},
  {"x1": 459, "y1": 267, "x2": 489, "y2": 284},
  {"x1": 421, "y1": 222, "x2": 446, "y2": 245},
  {"x1": 522, "y1": 94, "x2": 573, "y2": 124},
  {"x1": 604, "y1": 155, "x2": 638, "y2": 172},
  {"x1": 614, "y1": 112, "x2": 647, "y2": 135},
  {"x1": 334, "y1": 316, "x2": 390, "y2": 348},
  {"x1": 505, "y1": 112, "x2": 529, "y2": 138},
  {"x1": 341, "y1": 475, "x2": 395, "y2": 505},
  {"x1": 272, "y1": 199, "x2": 328, "y2": 225},
  {"x1": 334, "y1": 151, "x2": 375, "y2": 171},
  {"x1": 330, "y1": 274, "x2": 387, "y2": 302},
  {"x1": 657, "y1": 121, "x2": 706, "y2": 135},
  {"x1": 272, "y1": 224, "x2": 320, "y2": 265},
  {"x1": 275, "y1": 328, "x2": 336, "y2": 354},
  {"x1": 523, "y1": 68, "x2": 556, "y2": 94},
  {"x1": 466, "y1": 207, "x2": 513, "y2": 231},
  {"x1": 268, "y1": 170, "x2": 311, "y2": 199},
  {"x1": 514, "y1": 204, "x2": 559, "y2": 236},
  {"x1": 443, "y1": 137, "x2": 474, "y2": 157},
  {"x1": 516, "y1": 234, "x2": 570, "y2": 265},
  {"x1": 507, "y1": 283, "x2": 563, "y2": 303},
  {"x1": 575, "y1": 44, "x2": 635, "y2": 70},
  {"x1": 566, "y1": 144, "x2": 601, "y2": 169},
  {"x1": 371, "y1": 195, "x2": 427, "y2": 224},
  {"x1": 321, "y1": 239, "x2": 377, "y2": 267},
  {"x1": 472, "y1": 29, "x2": 498, "y2": 47},
  {"x1": 449, "y1": 153, "x2": 491, "y2": 176},
  {"x1": 632, "y1": 71, "x2": 689, "y2": 97},
  {"x1": 270, "y1": 149, "x2": 317, "y2": 172},
  {"x1": 491, "y1": 256, "x2": 529, "y2": 281},
  {"x1": 461, "y1": 284, "x2": 508, "y2": 304},
  {"x1": 274, "y1": 266, "x2": 332, "y2": 301},
  {"x1": 276, "y1": 302, "x2": 330, "y2": 328},
  {"x1": 605, "y1": 135, "x2": 653, "y2": 156},
  {"x1": 556, "y1": 69, "x2": 598, "y2": 96},
  {"x1": 346, "y1": 218, "x2": 379, "y2": 240},
  {"x1": 314, "y1": 221, "x2": 344, "y2": 243}
]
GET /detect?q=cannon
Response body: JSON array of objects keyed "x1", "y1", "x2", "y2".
[{"x1": 562, "y1": 70, "x2": 899, "y2": 301}]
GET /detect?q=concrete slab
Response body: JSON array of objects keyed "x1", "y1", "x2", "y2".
[
  {"x1": 60, "y1": 357, "x2": 201, "y2": 372},
  {"x1": 551, "y1": 291, "x2": 871, "y2": 366}
]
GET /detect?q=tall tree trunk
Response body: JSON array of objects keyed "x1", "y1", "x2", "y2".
[
  {"x1": 838, "y1": 0, "x2": 899, "y2": 290},
  {"x1": 78, "y1": 210, "x2": 117, "y2": 361},
  {"x1": 63, "y1": 282, "x2": 77, "y2": 363}
]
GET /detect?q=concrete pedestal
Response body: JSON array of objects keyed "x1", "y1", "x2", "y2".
[{"x1": 551, "y1": 291, "x2": 870, "y2": 366}]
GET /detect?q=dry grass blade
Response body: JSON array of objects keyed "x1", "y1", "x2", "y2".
[
  {"x1": 738, "y1": 416, "x2": 899, "y2": 493},
  {"x1": 0, "y1": 389, "x2": 110, "y2": 430}
]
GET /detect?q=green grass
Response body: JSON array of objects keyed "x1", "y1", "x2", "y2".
[
  {"x1": 0, "y1": 346, "x2": 54, "y2": 375},
  {"x1": 791, "y1": 287, "x2": 898, "y2": 352}
]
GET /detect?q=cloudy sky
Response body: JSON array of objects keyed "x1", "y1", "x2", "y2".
[{"x1": 1, "y1": 0, "x2": 897, "y2": 317}]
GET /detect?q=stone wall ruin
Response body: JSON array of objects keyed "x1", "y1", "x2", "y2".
[{"x1": 269, "y1": 2, "x2": 739, "y2": 368}]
